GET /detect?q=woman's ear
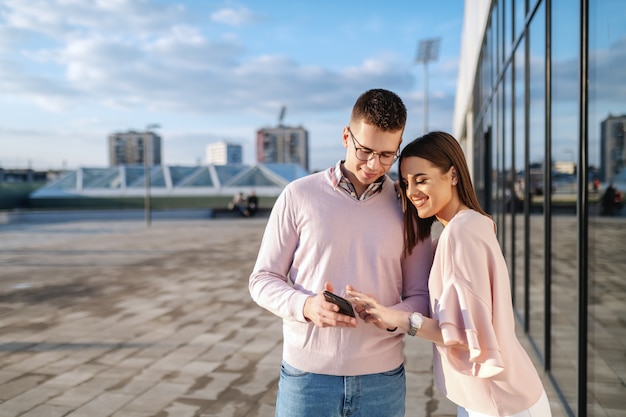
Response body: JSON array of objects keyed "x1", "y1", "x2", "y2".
[{"x1": 450, "y1": 166, "x2": 458, "y2": 186}]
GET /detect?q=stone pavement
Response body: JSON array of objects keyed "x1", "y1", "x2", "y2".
[{"x1": 0, "y1": 217, "x2": 566, "y2": 417}]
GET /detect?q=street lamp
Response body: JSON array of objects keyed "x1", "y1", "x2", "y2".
[
  {"x1": 416, "y1": 38, "x2": 441, "y2": 134},
  {"x1": 144, "y1": 124, "x2": 160, "y2": 227}
]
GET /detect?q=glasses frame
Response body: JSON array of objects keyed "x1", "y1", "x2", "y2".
[{"x1": 347, "y1": 127, "x2": 399, "y2": 166}]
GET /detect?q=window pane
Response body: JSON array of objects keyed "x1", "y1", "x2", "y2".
[
  {"x1": 494, "y1": 86, "x2": 504, "y2": 241},
  {"x1": 551, "y1": 0, "x2": 579, "y2": 413},
  {"x1": 514, "y1": 0, "x2": 526, "y2": 42},
  {"x1": 528, "y1": 1, "x2": 546, "y2": 360},
  {"x1": 504, "y1": 0, "x2": 513, "y2": 60},
  {"x1": 588, "y1": 0, "x2": 626, "y2": 415},
  {"x1": 504, "y1": 67, "x2": 516, "y2": 281},
  {"x1": 513, "y1": 38, "x2": 526, "y2": 317}
]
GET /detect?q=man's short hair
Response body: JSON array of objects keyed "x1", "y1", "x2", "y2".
[{"x1": 351, "y1": 89, "x2": 407, "y2": 132}]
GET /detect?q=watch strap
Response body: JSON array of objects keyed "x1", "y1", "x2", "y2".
[{"x1": 408, "y1": 312, "x2": 422, "y2": 336}]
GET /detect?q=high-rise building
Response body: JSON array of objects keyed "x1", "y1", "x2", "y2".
[
  {"x1": 206, "y1": 141, "x2": 242, "y2": 165},
  {"x1": 256, "y1": 126, "x2": 309, "y2": 172},
  {"x1": 600, "y1": 114, "x2": 626, "y2": 182},
  {"x1": 108, "y1": 131, "x2": 162, "y2": 166}
]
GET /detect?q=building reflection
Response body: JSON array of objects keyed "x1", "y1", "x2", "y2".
[{"x1": 454, "y1": 1, "x2": 626, "y2": 415}]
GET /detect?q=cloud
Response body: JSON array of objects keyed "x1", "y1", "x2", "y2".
[
  {"x1": 590, "y1": 36, "x2": 626, "y2": 106},
  {"x1": 0, "y1": 0, "x2": 454, "y2": 121},
  {"x1": 0, "y1": 0, "x2": 185, "y2": 37},
  {"x1": 210, "y1": 5, "x2": 262, "y2": 27},
  {"x1": 0, "y1": 0, "x2": 463, "y2": 171}
]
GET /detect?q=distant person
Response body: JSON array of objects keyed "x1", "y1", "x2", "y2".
[
  {"x1": 249, "y1": 88, "x2": 433, "y2": 417},
  {"x1": 348, "y1": 131, "x2": 552, "y2": 417},
  {"x1": 593, "y1": 177, "x2": 600, "y2": 193},
  {"x1": 229, "y1": 192, "x2": 247, "y2": 216},
  {"x1": 601, "y1": 182, "x2": 618, "y2": 216},
  {"x1": 246, "y1": 190, "x2": 259, "y2": 217}
]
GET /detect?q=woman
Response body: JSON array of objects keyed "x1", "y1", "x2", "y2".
[{"x1": 347, "y1": 132, "x2": 551, "y2": 417}]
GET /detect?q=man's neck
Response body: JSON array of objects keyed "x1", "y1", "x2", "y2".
[
  {"x1": 339, "y1": 163, "x2": 386, "y2": 199},
  {"x1": 339, "y1": 163, "x2": 365, "y2": 198}
]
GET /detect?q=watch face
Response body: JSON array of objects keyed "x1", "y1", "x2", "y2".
[{"x1": 410, "y1": 313, "x2": 423, "y2": 328}]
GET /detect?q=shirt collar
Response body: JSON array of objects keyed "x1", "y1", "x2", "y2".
[{"x1": 329, "y1": 160, "x2": 385, "y2": 201}]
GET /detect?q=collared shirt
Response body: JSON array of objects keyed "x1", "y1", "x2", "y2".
[
  {"x1": 249, "y1": 167, "x2": 433, "y2": 376},
  {"x1": 329, "y1": 160, "x2": 385, "y2": 201}
]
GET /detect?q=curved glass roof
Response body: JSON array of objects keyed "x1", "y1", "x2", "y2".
[{"x1": 31, "y1": 163, "x2": 309, "y2": 198}]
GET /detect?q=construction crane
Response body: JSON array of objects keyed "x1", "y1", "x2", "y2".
[{"x1": 278, "y1": 105, "x2": 286, "y2": 127}]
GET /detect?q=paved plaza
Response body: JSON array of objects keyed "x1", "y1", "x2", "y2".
[{"x1": 0, "y1": 215, "x2": 580, "y2": 416}]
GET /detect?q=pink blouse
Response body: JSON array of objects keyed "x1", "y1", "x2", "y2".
[{"x1": 429, "y1": 210, "x2": 544, "y2": 416}]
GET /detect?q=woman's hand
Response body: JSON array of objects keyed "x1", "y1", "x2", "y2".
[
  {"x1": 346, "y1": 287, "x2": 408, "y2": 331},
  {"x1": 349, "y1": 287, "x2": 464, "y2": 348}
]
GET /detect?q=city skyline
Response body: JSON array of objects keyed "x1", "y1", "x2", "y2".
[{"x1": 0, "y1": 0, "x2": 464, "y2": 173}]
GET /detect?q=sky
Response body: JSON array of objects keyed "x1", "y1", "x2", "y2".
[{"x1": 0, "y1": 0, "x2": 465, "y2": 173}]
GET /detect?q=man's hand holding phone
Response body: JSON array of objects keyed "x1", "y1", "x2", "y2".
[
  {"x1": 303, "y1": 282, "x2": 357, "y2": 328},
  {"x1": 323, "y1": 291, "x2": 355, "y2": 317}
]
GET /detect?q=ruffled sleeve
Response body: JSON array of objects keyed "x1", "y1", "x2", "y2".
[
  {"x1": 437, "y1": 281, "x2": 505, "y2": 378},
  {"x1": 433, "y1": 212, "x2": 508, "y2": 378}
]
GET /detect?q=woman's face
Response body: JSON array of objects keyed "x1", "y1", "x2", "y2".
[{"x1": 400, "y1": 156, "x2": 457, "y2": 225}]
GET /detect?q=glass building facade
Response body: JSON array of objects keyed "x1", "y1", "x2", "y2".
[{"x1": 454, "y1": 1, "x2": 625, "y2": 416}]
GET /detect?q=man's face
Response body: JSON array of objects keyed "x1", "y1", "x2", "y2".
[{"x1": 342, "y1": 121, "x2": 402, "y2": 191}]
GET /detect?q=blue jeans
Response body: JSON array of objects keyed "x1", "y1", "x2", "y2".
[{"x1": 276, "y1": 361, "x2": 406, "y2": 417}]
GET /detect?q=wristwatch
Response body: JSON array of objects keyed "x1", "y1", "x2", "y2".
[{"x1": 407, "y1": 312, "x2": 424, "y2": 336}]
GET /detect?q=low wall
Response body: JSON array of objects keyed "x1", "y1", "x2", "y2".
[
  {"x1": 0, "y1": 209, "x2": 213, "y2": 225},
  {"x1": 0, "y1": 207, "x2": 272, "y2": 225}
]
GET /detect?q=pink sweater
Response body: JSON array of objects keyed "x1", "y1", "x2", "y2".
[
  {"x1": 249, "y1": 169, "x2": 433, "y2": 376},
  {"x1": 430, "y1": 210, "x2": 544, "y2": 415}
]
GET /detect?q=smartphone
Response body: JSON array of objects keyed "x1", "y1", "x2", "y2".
[{"x1": 323, "y1": 291, "x2": 356, "y2": 317}]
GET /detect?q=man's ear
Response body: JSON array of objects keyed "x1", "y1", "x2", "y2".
[{"x1": 342, "y1": 127, "x2": 351, "y2": 148}]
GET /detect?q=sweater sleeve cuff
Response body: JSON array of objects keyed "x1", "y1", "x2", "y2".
[{"x1": 291, "y1": 291, "x2": 313, "y2": 322}]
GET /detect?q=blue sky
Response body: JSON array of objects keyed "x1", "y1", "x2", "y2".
[{"x1": 0, "y1": 0, "x2": 465, "y2": 172}]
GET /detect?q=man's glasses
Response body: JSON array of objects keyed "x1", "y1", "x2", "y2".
[{"x1": 348, "y1": 127, "x2": 399, "y2": 166}]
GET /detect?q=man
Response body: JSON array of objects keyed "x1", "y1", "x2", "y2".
[
  {"x1": 601, "y1": 182, "x2": 618, "y2": 216},
  {"x1": 246, "y1": 190, "x2": 259, "y2": 217},
  {"x1": 249, "y1": 89, "x2": 433, "y2": 417}
]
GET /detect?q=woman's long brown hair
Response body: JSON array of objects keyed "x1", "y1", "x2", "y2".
[{"x1": 398, "y1": 131, "x2": 489, "y2": 255}]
